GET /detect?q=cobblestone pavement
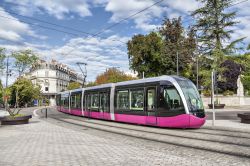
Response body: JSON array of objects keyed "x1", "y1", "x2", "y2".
[{"x1": 0, "y1": 109, "x2": 250, "y2": 166}]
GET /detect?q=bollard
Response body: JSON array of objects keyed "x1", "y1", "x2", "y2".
[{"x1": 45, "y1": 107, "x2": 47, "y2": 118}]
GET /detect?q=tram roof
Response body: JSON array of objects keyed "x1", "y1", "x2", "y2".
[
  {"x1": 115, "y1": 75, "x2": 180, "y2": 86},
  {"x1": 57, "y1": 75, "x2": 187, "y2": 94},
  {"x1": 84, "y1": 83, "x2": 114, "y2": 90},
  {"x1": 70, "y1": 88, "x2": 83, "y2": 93}
]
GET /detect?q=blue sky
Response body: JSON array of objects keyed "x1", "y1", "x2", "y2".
[{"x1": 0, "y1": 0, "x2": 250, "y2": 84}]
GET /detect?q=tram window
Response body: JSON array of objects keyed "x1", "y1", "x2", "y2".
[
  {"x1": 75, "y1": 93, "x2": 81, "y2": 108},
  {"x1": 117, "y1": 90, "x2": 129, "y2": 109},
  {"x1": 162, "y1": 86, "x2": 184, "y2": 111},
  {"x1": 130, "y1": 89, "x2": 144, "y2": 111},
  {"x1": 71, "y1": 93, "x2": 81, "y2": 109},
  {"x1": 86, "y1": 94, "x2": 91, "y2": 109},
  {"x1": 56, "y1": 95, "x2": 60, "y2": 106},
  {"x1": 71, "y1": 95, "x2": 76, "y2": 108},
  {"x1": 91, "y1": 93, "x2": 99, "y2": 109},
  {"x1": 61, "y1": 96, "x2": 69, "y2": 108},
  {"x1": 147, "y1": 89, "x2": 156, "y2": 110}
]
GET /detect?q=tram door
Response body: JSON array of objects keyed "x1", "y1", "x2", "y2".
[
  {"x1": 99, "y1": 92, "x2": 109, "y2": 119},
  {"x1": 146, "y1": 87, "x2": 157, "y2": 125},
  {"x1": 85, "y1": 94, "x2": 91, "y2": 117}
]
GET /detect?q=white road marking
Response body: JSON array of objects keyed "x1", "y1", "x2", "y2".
[{"x1": 33, "y1": 108, "x2": 41, "y2": 117}]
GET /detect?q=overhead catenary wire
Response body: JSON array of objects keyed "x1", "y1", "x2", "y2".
[
  {"x1": 0, "y1": 14, "x2": 127, "y2": 45},
  {"x1": 0, "y1": 8, "x2": 127, "y2": 44},
  {"x1": 0, "y1": 8, "x2": 94, "y2": 36}
]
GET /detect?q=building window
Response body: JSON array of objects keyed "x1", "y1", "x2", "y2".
[{"x1": 45, "y1": 87, "x2": 49, "y2": 91}]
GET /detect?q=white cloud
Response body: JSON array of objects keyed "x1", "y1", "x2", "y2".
[
  {"x1": 0, "y1": 7, "x2": 47, "y2": 42},
  {"x1": 95, "y1": 0, "x2": 200, "y2": 32},
  {"x1": 37, "y1": 35, "x2": 131, "y2": 81},
  {"x1": 232, "y1": 1, "x2": 250, "y2": 44},
  {"x1": 5, "y1": 0, "x2": 92, "y2": 19},
  {"x1": 104, "y1": 0, "x2": 163, "y2": 32}
]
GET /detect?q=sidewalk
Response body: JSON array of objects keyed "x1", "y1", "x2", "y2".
[
  {"x1": 204, "y1": 119, "x2": 250, "y2": 131},
  {"x1": 205, "y1": 106, "x2": 250, "y2": 112},
  {"x1": 1, "y1": 109, "x2": 250, "y2": 166},
  {"x1": 203, "y1": 106, "x2": 250, "y2": 131}
]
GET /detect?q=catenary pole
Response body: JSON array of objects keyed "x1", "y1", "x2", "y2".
[{"x1": 212, "y1": 70, "x2": 215, "y2": 126}]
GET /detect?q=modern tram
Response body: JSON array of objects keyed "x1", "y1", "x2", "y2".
[{"x1": 56, "y1": 75, "x2": 206, "y2": 128}]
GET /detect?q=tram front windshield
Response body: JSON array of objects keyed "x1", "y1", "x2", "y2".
[{"x1": 177, "y1": 79, "x2": 204, "y2": 113}]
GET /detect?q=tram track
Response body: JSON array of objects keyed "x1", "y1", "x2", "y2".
[
  {"x1": 53, "y1": 115, "x2": 250, "y2": 147},
  {"x1": 46, "y1": 112, "x2": 250, "y2": 141},
  {"x1": 43, "y1": 111, "x2": 250, "y2": 159}
]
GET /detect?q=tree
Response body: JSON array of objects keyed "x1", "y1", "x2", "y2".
[
  {"x1": 127, "y1": 32, "x2": 163, "y2": 78},
  {"x1": 217, "y1": 60, "x2": 242, "y2": 92},
  {"x1": 12, "y1": 50, "x2": 38, "y2": 76},
  {"x1": 9, "y1": 78, "x2": 41, "y2": 107},
  {"x1": 127, "y1": 18, "x2": 197, "y2": 78},
  {"x1": 192, "y1": 0, "x2": 245, "y2": 95},
  {"x1": 192, "y1": 0, "x2": 244, "y2": 55},
  {"x1": 85, "y1": 81, "x2": 97, "y2": 87},
  {"x1": 67, "y1": 82, "x2": 81, "y2": 90},
  {"x1": 228, "y1": 54, "x2": 250, "y2": 95},
  {"x1": 95, "y1": 68, "x2": 136, "y2": 85},
  {"x1": 159, "y1": 17, "x2": 197, "y2": 76}
]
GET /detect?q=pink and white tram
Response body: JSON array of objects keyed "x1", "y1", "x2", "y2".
[{"x1": 56, "y1": 75, "x2": 206, "y2": 128}]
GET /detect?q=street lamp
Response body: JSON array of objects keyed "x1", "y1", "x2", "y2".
[{"x1": 4, "y1": 56, "x2": 12, "y2": 112}]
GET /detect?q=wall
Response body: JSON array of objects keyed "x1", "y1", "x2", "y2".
[{"x1": 202, "y1": 96, "x2": 250, "y2": 107}]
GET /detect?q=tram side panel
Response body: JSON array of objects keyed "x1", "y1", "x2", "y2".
[
  {"x1": 114, "y1": 83, "x2": 156, "y2": 125},
  {"x1": 82, "y1": 88, "x2": 112, "y2": 120},
  {"x1": 55, "y1": 76, "x2": 206, "y2": 128},
  {"x1": 114, "y1": 81, "x2": 194, "y2": 128}
]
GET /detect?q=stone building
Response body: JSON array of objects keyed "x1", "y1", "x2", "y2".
[{"x1": 24, "y1": 59, "x2": 83, "y2": 105}]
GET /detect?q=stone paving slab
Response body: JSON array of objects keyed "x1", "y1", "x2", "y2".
[{"x1": 1, "y1": 111, "x2": 250, "y2": 166}]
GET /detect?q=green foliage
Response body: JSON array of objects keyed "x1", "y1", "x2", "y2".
[
  {"x1": 95, "y1": 68, "x2": 136, "y2": 85},
  {"x1": 247, "y1": 44, "x2": 250, "y2": 50},
  {"x1": 159, "y1": 17, "x2": 196, "y2": 76},
  {"x1": 67, "y1": 82, "x2": 81, "y2": 90},
  {"x1": 202, "y1": 89, "x2": 211, "y2": 97},
  {"x1": 127, "y1": 17, "x2": 197, "y2": 78},
  {"x1": 192, "y1": 0, "x2": 243, "y2": 55},
  {"x1": 5, "y1": 113, "x2": 25, "y2": 119},
  {"x1": 227, "y1": 54, "x2": 250, "y2": 95},
  {"x1": 12, "y1": 49, "x2": 38, "y2": 76},
  {"x1": 223, "y1": 90, "x2": 234, "y2": 96},
  {"x1": 85, "y1": 82, "x2": 97, "y2": 87},
  {"x1": 9, "y1": 78, "x2": 41, "y2": 107},
  {"x1": 241, "y1": 75, "x2": 250, "y2": 96},
  {"x1": 127, "y1": 32, "x2": 163, "y2": 78}
]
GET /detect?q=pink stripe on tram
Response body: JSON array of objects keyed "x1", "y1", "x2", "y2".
[{"x1": 58, "y1": 108, "x2": 205, "y2": 128}]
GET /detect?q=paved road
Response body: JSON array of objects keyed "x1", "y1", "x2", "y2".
[{"x1": 0, "y1": 107, "x2": 250, "y2": 166}]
